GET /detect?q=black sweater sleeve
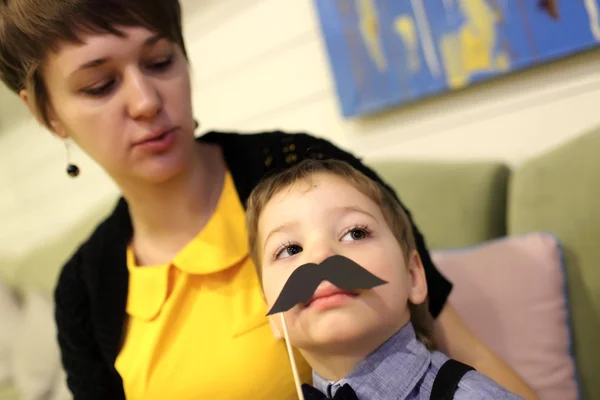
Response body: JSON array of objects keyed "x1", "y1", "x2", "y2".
[
  {"x1": 285, "y1": 132, "x2": 453, "y2": 318},
  {"x1": 54, "y1": 249, "x2": 125, "y2": 400}
]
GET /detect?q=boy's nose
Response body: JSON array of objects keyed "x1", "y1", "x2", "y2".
[{"x1": 308, "y1": 245, "x2": 337, "y2": 266}]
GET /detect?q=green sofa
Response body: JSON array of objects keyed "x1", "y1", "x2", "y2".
[
  {"x1": 371, "y1": 127, "x2": 599, "y2": 400},
  {"x1": 1, "y1": 127, "x2": 598, "y2": 399}
]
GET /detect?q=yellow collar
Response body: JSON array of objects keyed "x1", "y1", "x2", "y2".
[
  {"x1": 125, "y1": 171, "x2": 250, "y2": 320},
  {"x1": 172, "y1": 171, "x2": 249, "y2": 275}
]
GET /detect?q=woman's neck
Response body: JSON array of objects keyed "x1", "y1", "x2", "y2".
[{"x1": 120, "y1": 142, "x2": 226, "y2": 265}]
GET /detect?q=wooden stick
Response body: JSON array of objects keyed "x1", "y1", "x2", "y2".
[{"x1": 280, "y1": 313, "x2": 305, "y2": 400}]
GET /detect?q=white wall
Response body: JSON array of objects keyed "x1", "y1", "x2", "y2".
[
  {"x1": 0, "y1": 117, "x2": 119, "y2": 262},
  {"x1": 1, "y1": 0, "x2": 600, "y2": 260},
  {"x1": 185, "y1": 0, "x2": 600, "y2": 166}
]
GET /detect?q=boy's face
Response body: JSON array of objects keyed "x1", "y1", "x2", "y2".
[{"x1": 258, "y1": 173, "x2": 427, "y2": 352}]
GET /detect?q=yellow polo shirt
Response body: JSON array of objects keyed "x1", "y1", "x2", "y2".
[{"x1": 115, "y1": 171, "x2": 311, "y2": 399}]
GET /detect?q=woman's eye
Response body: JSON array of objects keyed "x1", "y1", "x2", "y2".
[
  {"x1": 275, "y1": 244, "x2": 303, "y2": 260},
  {"x1": 82, "y1": 80, "x2": 115, "y2": 96},
  {"x1": 148, "y1": 56, "x2": 174, "y2": 71},
  {"x1": 341, "y1": 228, "x2": 368, "y2": 242}
]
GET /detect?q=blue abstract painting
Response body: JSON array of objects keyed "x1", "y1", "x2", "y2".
[{"x1": 313, "y1": 0, "x2": 600, "y2": 118}]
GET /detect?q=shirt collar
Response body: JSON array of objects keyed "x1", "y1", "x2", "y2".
[
  {"x1": 125, "y1": 250, "x2": 170, "y2": 320},
  {"x1": 312, "y1": 322, "x2": 431, "y2": 398},
  {"x1": 172, "y1": 171, "x2": 249, "y2": 275},
  {"x1": 125, "y1": 171, "x2": 249, "y2": 320}
]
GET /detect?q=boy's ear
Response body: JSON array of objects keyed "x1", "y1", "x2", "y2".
[{"x1": 407, "y1": 250, "x2": 428, "y2": 305}]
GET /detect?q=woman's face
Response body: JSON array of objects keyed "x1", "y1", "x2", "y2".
[{"x1": 32, "y1": 26, "x2": 196, "y2": 183}]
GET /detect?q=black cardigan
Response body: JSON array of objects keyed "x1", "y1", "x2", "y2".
[{"x1": 54, "y1": 130, "x2": 452, "y2": 399}]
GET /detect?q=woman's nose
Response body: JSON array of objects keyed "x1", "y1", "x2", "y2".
[{"x1": 125, "y1": 71, "x2": 162, "y2": 120}]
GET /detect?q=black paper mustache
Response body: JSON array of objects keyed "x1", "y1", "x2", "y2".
[{"x1": 266, "y1": 254, "x2": 388, "y2": 316}]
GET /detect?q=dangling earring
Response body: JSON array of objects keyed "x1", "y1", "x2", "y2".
[{"x1": 64, "y1": 140, "x2": 80, "y2": 178}]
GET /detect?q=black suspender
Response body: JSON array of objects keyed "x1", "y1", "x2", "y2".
[{"x1": 430, "y1": 359, "x2": 475, "y2": 400}]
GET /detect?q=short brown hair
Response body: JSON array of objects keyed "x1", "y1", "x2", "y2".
[
  {"x1": 246, "y1": 159, "x2": 436, "y2": 349},
  {"x1": 0, "y1": 0, "x2": 187, "y2": 126}
]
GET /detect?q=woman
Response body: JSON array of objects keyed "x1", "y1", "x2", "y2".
[{"x1": 0, "y1": 0, "x2": 537, "y2": 399}]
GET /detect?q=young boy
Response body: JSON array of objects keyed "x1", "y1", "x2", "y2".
[{"x1": 246, "y1": 159, "x2": 523, "y2": 399}]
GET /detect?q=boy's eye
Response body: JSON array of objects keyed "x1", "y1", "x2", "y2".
[
  {"x1": 341, "y1": 228, "x2": 369, "y2": 242},
  {"x1": 275, "y1": 244, "x2": 303, "y2": 260}
]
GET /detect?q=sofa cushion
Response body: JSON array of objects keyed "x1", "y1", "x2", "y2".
[
  {"x1": 12, "y1": 196, "x2": 117, "y2": 296},
  {"x1": 508, "y1": 127, "x2": 600, "y2": 400},
  {"x1": 0, "y1": 384, "x2": 19, "y2": 400},
  {"x1": 369, "y1": 160, "x2": 509, "y2": 249},
  {"x1": 11, "y1": 290, "x2": 62, "y2": 400},
  {"x1": 0, "y1": 279, "x2": 19, "y2": 386},
  {"x1": 433, "y1": 233, "x2": 579, "y2": 400}
]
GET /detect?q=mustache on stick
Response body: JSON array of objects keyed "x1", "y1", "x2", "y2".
[{"x1": 266, "y1": 254, "x2": 388, "y2": 316}]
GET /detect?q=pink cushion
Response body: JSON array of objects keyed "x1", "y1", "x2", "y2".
[{"x1": 432, "y1": 233, "x2": 579, "y2": 400}]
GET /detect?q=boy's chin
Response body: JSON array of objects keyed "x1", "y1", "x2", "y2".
[{"x1": 295, "y1": 312, "x2": 381, "y2": 352}]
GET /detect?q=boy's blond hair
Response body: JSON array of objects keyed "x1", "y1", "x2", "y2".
[{"x1": 246, "y1": 159, "x2": 436, "y2": 349}]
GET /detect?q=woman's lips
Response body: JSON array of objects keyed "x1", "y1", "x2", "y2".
[{"x1": 133, "y1": 128, "x2": 177, "y2": 152}]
